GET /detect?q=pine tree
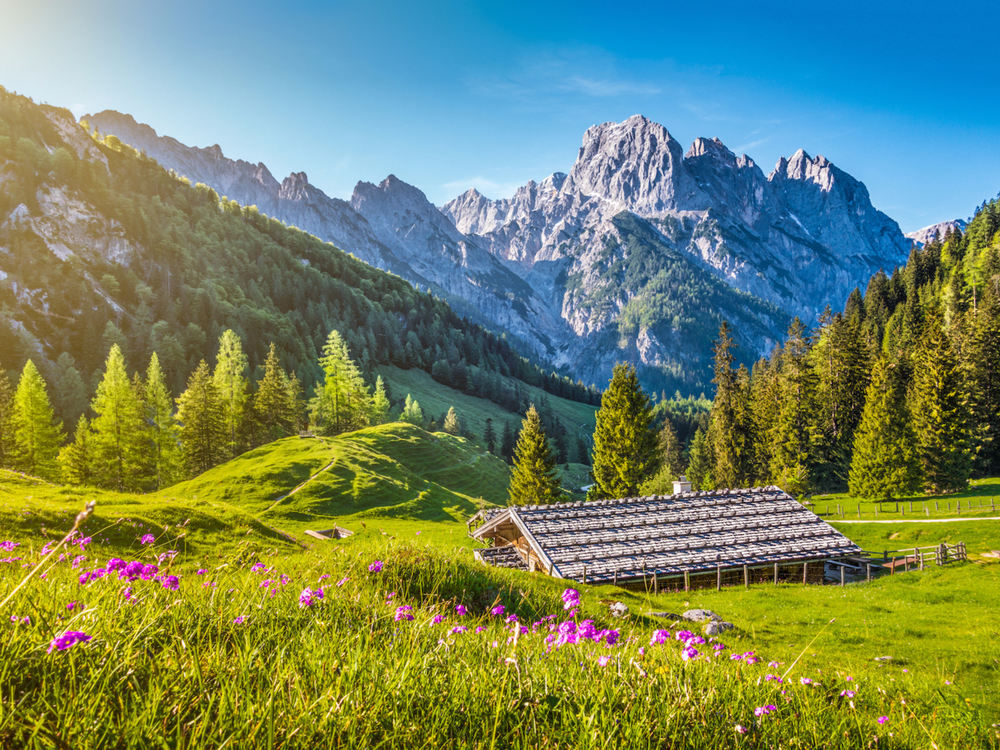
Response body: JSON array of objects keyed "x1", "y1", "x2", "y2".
[
  {"x1": 848, "y1": 357, "x2": 921, "y2": 501},
  {"x1": 483, "y1": 418, "x2": 496, "y2": 454},
  {"x1": 146, "y1": 353, "x2": 181, "y2": 489},
  {"x1": 176, "y1": 360, "x2": 226, "y2": 475},
  {"x1": 400, "y1": 394, "x2": 424, "y2": 427},
  {"x1": 500, "y1": 421, "x2": 516, "y2": 464},
  {"x1": 90, "y1": 345, "x2": 143, "y2": 491},
  {"x1": 911, "y1": 313, "x2": 972, "y2": 493},
  {"x1": 967, "y1": 283, "x2": 1000, "y2": 475},
  {"x1": 0, "y1": 368, "x2": 15, "y2": 469},
  {"x1": 707, "y1": 322, "x2": 754, "y2": 488},
  {"x1": 286, "y1": 374, "x2": 305, "y2": 432},
  {"x1": 589, "y1": 364, "x2": 659, "y2": 499},
  {"x1": 686, "y1": 428, "x2": 713, "y2": 491},
  {"x1": 575, "y1": 436, "x2": 590, "y2": 465},
  {"x1": 369, "y1": 376, "x2": 390, "y2": 426},
  {"x1": 749, "y1": 349, "x2": 781, "y2": 484},
  {"x1": 443, "y1": 406, "x2": 460, "y2": 435},
  {"x1": 59, "y1": 416, "x2": 94, "y2": 486},
  {"x1": 12, "y1": 360, "x2": 63, "y2": 480},
  {"x1": 508, "y1": 405, "x2": 562, "y2": 505},
  {"x1": 310, "y1": 329, "x2": 369, "y2": 436},
  {"x1": 213, "y1": 330, "x2": 249, "y2": 458}
]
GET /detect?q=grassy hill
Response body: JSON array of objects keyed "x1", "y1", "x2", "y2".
[{"x1": 378, "y1": 364, "x2": 598, "y2": 457}]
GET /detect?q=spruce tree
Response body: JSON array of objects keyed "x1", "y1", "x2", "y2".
[
  {"x1": 589, "y1": 364, "x2": 659, "y2": 499},
  {"x1": 369, "y1": 376, "x2": 390, "y2": 426},
  {"x1": 310, "y1": 329, "x2": 369, "y2": 436},
  {"x1": 508, "y1": 405, "x2": 562, "y2": 505},
  {"x1": 967, "y1": 284, "x2": 1000, "y2": 475},
  {"x1": 213, "y1": 330, "x2": 249, "y2": 457},
  {"x1": 500, "y1": 421, "x2": 516, "y2": 464},
  {"x1": 59, "y1": 416, "x2": 94, "y2": 486},
  {"x1": 771, "y1": 319, "x2": 818, "y2": 496},
  {"x1": 0, "y1": 368, "x2": 15, "y2": 469},
  {"x1": 575, "y1": 436, "x2": 590, "y2": 465},
  {"x1": 686, "y1": 428, "x2": 713, "y2": 491},
  {"x1": 911, "y1": 314, "x2": 972, "y2": 493},
  {"x1": 146, "y1": 353, "x2": 181, "y2": 489},
  {"x1": 53, "y1": 352, "x2": 88, "y2": 429},
  {"x1": 90, "y1": 345, "x2": 142, "y2": 491},
  {"x1": 658, "y1": 419, "x2": 685, "y2": 478},
  {"x1": 848, "y1": 357, "x2": 921, "y2": 501},
  {"x1": 256, "y1": 343, "x2": 294, "y2": 439},
  {"x1": 443, "y1": 406, "x2": 460, "y2": 435},
  {"x1": 707, "y1": 322, "x2": 754, "y2": 488},
  {"x1": 286, "y1": 374, "x2": 305, "y2": 432},
  {"x1": 400, "y1": 394, "x2": 424, "y2": 427},
  {"x1": 176, "y1": 360, "x2": 226, "y2": 475},
  {"x1": 483, "y1": 418, "x2": 496, "y2": 454},
  {"x1": 749, "y1": 349, "x2": 781, "y2": 484},
  {"x1": 12, "y1": 360, "x2": 63, "y2": 480}
]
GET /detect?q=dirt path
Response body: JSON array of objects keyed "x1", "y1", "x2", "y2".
[
  {"x1": 262, "y1": 440, "x2": 337, "y2": 515},
  {"x1": 831, "y1": 517, "x2": 1000, "y2": 524}
]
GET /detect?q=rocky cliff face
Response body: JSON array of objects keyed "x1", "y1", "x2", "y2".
[
  {"x1": 442, "y1": 116, "x2": 910, "y2": 389},
  {"x1": 87, "y1": 110, "x2": 911, "y2": 392}
]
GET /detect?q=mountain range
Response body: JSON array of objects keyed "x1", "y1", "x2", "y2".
[{"x1": 82, "y1": 111, "x2": 913, "y2": 391}]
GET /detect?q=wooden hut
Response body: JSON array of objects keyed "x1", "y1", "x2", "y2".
[{"x1": 468, "y1": 486, "x2": 861, "y2": 589}]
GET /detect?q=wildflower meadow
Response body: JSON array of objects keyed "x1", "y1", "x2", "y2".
[{"x1": 1, "y1": 506, "x2": 997, "y2": 749}]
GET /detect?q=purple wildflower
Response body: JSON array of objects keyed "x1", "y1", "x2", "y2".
[
  {"x1": 505, "y1": 614, "x2": 519, "y2": 624},
  {"x1": 139, "y1": 534, "x2": 155, "y2": 545},
  {"x1": 650, "y1": 629, "x2": 671, "y2": 646},
  {"x1": 336, "y1": 576, "x2": 349, "y2": 587},
  {"x1": 490, "y1": 605, "x2": 505, "y2": 617},
  {"x1": 475, "y1": 626, "x2": 486, "y2": 633},
  {"x1": 394, "y1": 605, "x2": 414, "y2": 622},
  {"x1": 0, "y1": 541, "x2": 19, "y2": 552},
  {"x1": 159, "y1": 575, "x2": 180, "y2": 591},
  {"x1": 197, "y1": 569, "x2": 207, "y2": 575},
  {"x1": 597, "y1": 655, "x2": 610, "y2": 667},
  {"x1": 250, "y1": 562, "x2": 266, "y2": 574},
  {"x1": 233, "y1": 616, "x2": 246, "y2": 625},
  {"x1": 431, "y1": 614, "x2": 445, "y2": 625},
  {"x1": 368, "y1": 560, "x2": 383, "y2": 573},
  {"x1": 299, "y1": 587, "x2": 318, "y2": 608},
  {"x1": 449, "y1": 625, "x2": 468, "y2": 634},
  {"x1": 877, "y1": 716, "x2": 889, "y2": 725},
  {"x1": 840, "y1": 690, "x2": 855, "y2": 698},
  {"x1": 681, "y1": 645, "x2": 700, "y2": 661},
  {"x1": 455, "y1": 604, "x2": 467, "y2": 616},
  {"x1": 47, "y1": 630, "x2": 92, "y2": 653}
]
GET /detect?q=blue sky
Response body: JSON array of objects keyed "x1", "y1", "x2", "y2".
[{"x1": 1, "y1": 0, "x2": 997, "y2": 231}]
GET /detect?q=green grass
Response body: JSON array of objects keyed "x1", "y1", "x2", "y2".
[
  {"x1": 1, "y1": 532, "x2": 997, "y2": 748},
  {"x1": 2, "y1": 432, "x2": 1000, "y2": 747},
  {"x1": 812, "y1": 477, "x2": 1000, "y2": 520},
  {"x1": 378, "y1": 363, "x2": 598, "y2": 453}
]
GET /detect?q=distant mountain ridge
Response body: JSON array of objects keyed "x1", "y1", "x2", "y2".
[
  {"x1": 905, "y1": 219, "x2": 967, "y2": 248},
  {"x1": 87, "y1": 111, "x2": 911, "y2": 392}
]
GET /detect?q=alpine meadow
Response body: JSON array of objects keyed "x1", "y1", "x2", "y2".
[{"x1": 2, "y1": 11, "x2": 1000, "y2": 749}]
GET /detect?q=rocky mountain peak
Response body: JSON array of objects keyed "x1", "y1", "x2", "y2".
[{"x1": 563, "y1": 114, "x2": 707, "y2": 214}]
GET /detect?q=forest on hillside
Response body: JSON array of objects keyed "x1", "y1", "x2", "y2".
[
  {"x1": 0, "y1": 86, "x2": 600, "y2": 434},
  {"x1": 682, "y1": 199, "x2": 1000, "y2": 496}
]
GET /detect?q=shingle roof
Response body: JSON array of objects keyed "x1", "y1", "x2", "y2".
[
  {"x1": 473, "y1": 545, "x2": 529, "y2": 571},
  {"x1": 473, "y1": 486, "x2": 861, "y2": 583}
]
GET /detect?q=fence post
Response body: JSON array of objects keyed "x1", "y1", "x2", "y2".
[
  {"x1": 743, "y1": 564, "x2": 749, "y2": 589},
  {"x1": 654, "y1": 570, "x2": 660, "y2": 595},
  {"x1": 883, "y1": 550, "x2": 887, "y2": 561},
  {"x1": 583, "y1": 565, "x2": 587, "y2": 585},
  {"x1": 683, "y1": 570, "x2": 689, "y2": 592},
  {"x1": 840, "y1": 565, "x2": 845, "y2": 587},
  {"x1": 909, "y1": 500, "x2": 913, "y2": 512},
  {"x1": 919, "y1": 552, "x2": 924, "y2": 571},
  {"x1": 866, "y1": 563, "x2": 871, "y2": 582},
  {"x1": 716, "y1": 563, "x2": 722, "y2": 591},
  {"x1": 935, "y1": 500, "x2": 939, "y2": 511},
  {"x1": 613, "y1": 569, "x2": 618, "y2": 586},
  {"x1": 773, "y1": 562, "x2": 779, "y2": 585},
  {"x1": 901, "y1": 507, "x2": 905, "y2": 517},
  {"x1": 802, "y1": 561, "x2": 808, "y2": 584},
  {"x1": 890, "y1": 557, "x2": 895, "y2": 575}
]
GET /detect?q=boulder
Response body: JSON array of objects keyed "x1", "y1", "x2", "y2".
[
  {"x1": 704, "y1": 621, "x2": 735, "y2": 636},
  {"x1": 682, "y1": 609, "x2": 722, "y2": 622},
  {"x1": 609, "y1": 602, "x2": 629, "y2": 618}
]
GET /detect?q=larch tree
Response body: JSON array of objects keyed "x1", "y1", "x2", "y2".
[
  {"x1": 0, "y1": 368, "x2": 15, "y2": 469},
  {"x1": 443, "y1": 406, "x2": 460, "y2": 435},
  {"x1": 12, "y1": 360, "x2": 63, "y2": 480},
  {"x1": 213, "y1": 330, "x2": 249, "y2": 458},
  {"x1": 910, "y1": 313, "x2": 972, "y2": 493},
  {"x1": 59, "y1": 416, "x2": 94, "y2": 486},
  {"x1": 400, "y1": 394, "x2": 424, "y2": 427},
  {"x1": 589, "y1": 364, "x2": 659, "y2": 499},
  {"x1": 508, "y1": 405, "x2": 562, "y2": 505},
  {"x1": 310, "y1": 329, "x2": 370, "y2": 436},
  {"x1": 176, "y1": 360, "x2": 226, "y2": 476},
  {"x1": 90, "y1": 345, "x2": 143, "y2": 492},
  {"x1": 146, "y1": 352, "x2": 181, "y2": 489},
  {"x1": 848, "y1": 357, "x2": 921, "y2": 501}
]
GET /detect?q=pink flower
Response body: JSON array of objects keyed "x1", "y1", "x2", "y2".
[
  {"x1": 597, "y1": 655, "x2": 610, "y2": 667},
  {"x1": 336, "y1": 576, "x2": 349, "y2": 587},
  {"x1": 368, "y1": 560, "x2": 383, "y2": 573},
  {"x1": 650, "y1": 629, "x2": 671, "y2": 646},
  {"x1": 505, "y1": 614, "x2": 518, "y2": 624},
  {"x1": 877, "y1": 716, "x2": 889, "y2": 725},
  {"x1": 139, "y1": 534, "x2": 155, "y2": 545},
  {"x1": 799, "y1": 677, "x2": 813, "y2": 685},
  {"x1": 196, "y1": 569, "x2": 208, "y2": 575},
  {"x1": 394, "y1": 605, "x2": 414, "y2": 622},
  {"x1": 735, "y1": 724, "x2": 747, "y2": 735},
  {"x1": 450, "y1": 625, "x2": 468, "y2": 634},
  {"x1": 431, "y1": 615, "x2": 445, "y2": 625},
  {"x1": 840, "y1": 690, "x2": 855, "y2": 698},
  {"x1": 475, "y1": 626, "x2": 487, "y2": 633},
  {"x1": 455, "y1": 604, "x2": 467, "y2": 616},
  {"x1": 233, "y1": 616, "x2": 246, "y2": 624},
  {"x1": 490, "y1": 605, "x2": 505, "y2": 617},
  {"x1": 299, "y1": 587, "x2": 319, "y2": 608}
]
